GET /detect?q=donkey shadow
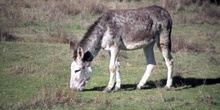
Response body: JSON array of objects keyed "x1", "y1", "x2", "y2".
[{"x1": 84, "y1": 76, "x2": 220, "y2": 92}]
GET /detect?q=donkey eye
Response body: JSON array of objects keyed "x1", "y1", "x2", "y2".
[{"x1": 75, "y1": 69, "x2": 81, "y2": 73}]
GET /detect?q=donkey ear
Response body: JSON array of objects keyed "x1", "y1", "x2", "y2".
[
  {"x1": 70, "y1": 41, "x2": 76, "y2": 51},
  {"x1": 83, "y1": 51, "x2": 93, "y2": 62},
  {"x1": 76, "y1": 46, "x2": 84, "y2": 60},
  {"x1": 70, "y1": 41, "x2": 77, "y2": 59}
]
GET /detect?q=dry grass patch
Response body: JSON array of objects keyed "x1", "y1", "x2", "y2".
[
  {"x1": 17, "y1": 90, "x2": 78, "y2": 109},
  {"x1": 16, "y1": 90, "x2": 115, "y2": 109},
  {"x1": 10, "y1": 65, "x2": 36, "y2": 75},
  {"x1": 172, "y1": 36, "x2": 203, "y2": 53}
]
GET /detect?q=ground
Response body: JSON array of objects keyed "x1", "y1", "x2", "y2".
[{"x1": 0, "y1": 0, "x2": 220, "y2": 109}]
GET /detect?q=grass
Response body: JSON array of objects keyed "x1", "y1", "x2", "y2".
[
  {"x1": 1, "y1": 30, "x2": 220, "y2": 109},
  {"x1": 1, "y1": 0, "x2": 220, "y2": 109}
]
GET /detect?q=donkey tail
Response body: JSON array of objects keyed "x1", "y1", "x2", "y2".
[
  {"x1": 156, "y1": 19, "x2": 172, "y2": 52},
  {"x1": 168, "y1": 23, "x2": 172, "y2": 52}
]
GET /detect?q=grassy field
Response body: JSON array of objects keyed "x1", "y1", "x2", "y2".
[{"x1": 1, "y1": 0, "x2": 220, "y2": 109}]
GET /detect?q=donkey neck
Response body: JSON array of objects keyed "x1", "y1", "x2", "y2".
[{"x1": 79, "y1": 19, "x2": 105, "y2": 58}]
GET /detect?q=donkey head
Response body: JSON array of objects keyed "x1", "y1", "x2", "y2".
[{"x1": 69, "y1": 41, "x2": 93, "y2": 91}]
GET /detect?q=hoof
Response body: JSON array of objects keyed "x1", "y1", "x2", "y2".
[
  {"x1": 114, "y1": 87, "x2": 121, "y2": 92},
  {"x1": 136, "y1": 86, "x2": 141, "y2": 90},
  {"x1": 164, "y1": 86, "x2": 171, "y2": 91},
  {"x1": 102, "y1": 87, "x2": 112, "y2": 93}
]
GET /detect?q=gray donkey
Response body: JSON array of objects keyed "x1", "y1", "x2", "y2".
[{"x1": 70, "y1": 5, "x2": 173, "y2": 92}]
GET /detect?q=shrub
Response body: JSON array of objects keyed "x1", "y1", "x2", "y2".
[
  {"x1": 0, "y1": 32, "x2": 17, "y2": 41},
  {"x1": 166, "y1": 0, "x2": 220, "y2": 24},
  {"x1": 172, "y1": 35, "x2": 207, "y2": 53},
  {"x1": 0, "y1": 0, "x2": 108, "y2": 43},
  {"x1": 198, "y1": 2, "x2": 220, "y2": 24}
]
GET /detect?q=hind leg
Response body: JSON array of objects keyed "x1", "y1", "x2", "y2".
[
  {"x1": 137, "y1": 42, "x2": 156, "y2": 90},
  {"x1": 160, "y1": 44, "x2": 173, "y2": 90}
]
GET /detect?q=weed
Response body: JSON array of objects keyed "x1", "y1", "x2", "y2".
[
  {"x1": 0, "y1": 32, "x2": 18, "y2": 41},
  {"x1": 10, "y1": 65, "x2": 36, "y2": 75},
  {"x1": 208, "y1": 56, "x2": 220, "y2": 65},
  {"x1": 17, "y1": 90, "x2": 78, "y2": 109}
]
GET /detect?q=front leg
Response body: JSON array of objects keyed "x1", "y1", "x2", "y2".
[
  {"x1": 103, "y1": 48, "x2": 120, "y2": 93},
  {"x1": 103, "y1": 70, "x2": 115, "y2": 93},
  {"x1": 115, "y1": 59, "x2": 121, "y2": 91}
]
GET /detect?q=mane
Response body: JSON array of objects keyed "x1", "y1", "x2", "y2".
[{"x1": 79, "y1": 16, "x2": 103, "y2": 46}]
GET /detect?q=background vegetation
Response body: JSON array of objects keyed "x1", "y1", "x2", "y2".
[{"x1": 0, "y1": 0, "x2": 220, "y2": 109}]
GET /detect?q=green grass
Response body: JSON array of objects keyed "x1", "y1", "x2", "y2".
[
  {"x1": 1, "y1": 24, "x2": 220, "y2": 109},
  {"x1": 0, "y1": 42, "x2": 71, "y2": 109}
]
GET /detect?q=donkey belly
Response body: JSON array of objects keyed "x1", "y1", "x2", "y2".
[{"x1": 121, "y1": 39, "x2": 155, "y2": 50}]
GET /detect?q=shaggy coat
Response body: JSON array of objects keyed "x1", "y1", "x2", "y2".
[
  {"x1": 78, "y1": 5, "x2": 172, "y2": 57},
  {"x1": 70, "y1": 5, "x2": 173, "y2": 92}
]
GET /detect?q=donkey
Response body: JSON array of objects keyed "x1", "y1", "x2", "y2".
[{"x1": 70, "y1": 5, "x2": 173, "y2": 92}]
